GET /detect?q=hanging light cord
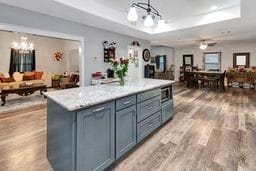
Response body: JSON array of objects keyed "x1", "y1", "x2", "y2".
[{"x1": 131, "y1": 0, "x2": 162, "y2": 19}]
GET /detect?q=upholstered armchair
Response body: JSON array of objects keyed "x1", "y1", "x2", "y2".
[
  {"x1": 60, "y1": 74, "x2": 79, "y2": 89},
  {"x1": 41, "y1": 72, "x2": 53, "y2": 88}
]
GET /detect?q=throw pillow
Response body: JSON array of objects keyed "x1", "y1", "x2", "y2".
[
  {"x1": 53, "y1": 75, "x2": 61, "y2": 81},
  {"x1": 2, "y1": 77, "x2": 15, "y2": 83},
  {"x1": 23, "y1": 75, "x2": 35, "y2": 81},
  {"x1": 34, "y1": 71, "x2": 44, "y2": 80},
  {"x1": 13, "y1": 72, "x2": 24, "y2": 82},
  {"x1": 0, "y1": 73, "x2": 3, "y2": 82},
  {"x1": 24, "y1": 72, "x2": 35, "y2": 80},
  {"x1": 69, "y1": 74, "x2": 78, "y2": 82},
  {"x1": 3, "y1": 72, "x2": 10, "y2": 78}
]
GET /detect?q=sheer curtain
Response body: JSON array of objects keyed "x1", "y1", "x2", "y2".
[{"x1": 9, "y1": 48, "x2": 36, "y2": 76}]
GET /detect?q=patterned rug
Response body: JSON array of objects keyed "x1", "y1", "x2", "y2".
[{"x1": 0, "y1": 92, "x2": 47, "y2": 114}]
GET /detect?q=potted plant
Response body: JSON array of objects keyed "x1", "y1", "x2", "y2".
[{"x1": 109, "y1": 57, "x2": 129, "y2": 86}]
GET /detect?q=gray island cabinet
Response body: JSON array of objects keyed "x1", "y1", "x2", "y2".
[{"x1": 45, "y1": 79, "x2": 174, "y2": 171}]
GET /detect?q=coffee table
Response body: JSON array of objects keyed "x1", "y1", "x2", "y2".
[{"x1": 0, "y1": 84, "x2": 47, "y2": 106}]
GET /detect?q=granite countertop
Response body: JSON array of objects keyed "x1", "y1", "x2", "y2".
[{"x1": 44, "y1": 78, "x2": 174, "y2": 111}]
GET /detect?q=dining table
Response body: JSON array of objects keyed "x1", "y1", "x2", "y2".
[{"x1": 186, "y1": 70, "x2": 225, "y2": 90}]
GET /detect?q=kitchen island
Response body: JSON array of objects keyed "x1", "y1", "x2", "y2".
[{"x1": 44, "y1": 78, "x2": 174, "y2": 171}]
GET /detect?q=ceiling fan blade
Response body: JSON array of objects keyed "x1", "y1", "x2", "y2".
[{"x1": 208, "y1": 43, "x2": 217, "y2": 46}]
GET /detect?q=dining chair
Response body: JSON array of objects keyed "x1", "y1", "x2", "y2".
[{"x1": 216, "y1": 70, "x2": 226, "y2": 91}]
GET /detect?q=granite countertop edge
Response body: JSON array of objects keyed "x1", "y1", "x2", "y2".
[{"x1": 44, "y1": 79, "x2": 175, "y2": 111}]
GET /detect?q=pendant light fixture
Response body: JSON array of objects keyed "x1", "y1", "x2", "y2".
[
  {"x1": 127, "y1": 0, "x2": 165, "y2": 28},
  {"x1": 144, "y1": 14, "x2": 154, "y2": 27},
  {"x1": 127, "y1": 7, "x2": 138, "y2": 21},
  {"x1": 157, "y1": 18, "x2": 165, "y2": 29}
]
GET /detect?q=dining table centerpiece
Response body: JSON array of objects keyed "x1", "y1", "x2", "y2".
[{"x1": 109, "y1": 57, "x2": 129, "y2": 86}]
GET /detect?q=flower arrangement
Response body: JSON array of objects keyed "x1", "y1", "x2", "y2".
[{"x1": 109, "y1": 57, "x2": 129, "y2": 86}]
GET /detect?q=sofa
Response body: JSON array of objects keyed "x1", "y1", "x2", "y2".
[{"x1": 0, "y1": 71, "x2": 53, "y2": 88}]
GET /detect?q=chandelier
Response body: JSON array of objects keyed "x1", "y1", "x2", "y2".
[
  {"x1": 12, "y1": 36, "x2": 34, "y2": 53},
  {"x1": 127, "y1": 0, "x2": 165, "y2": 28}
]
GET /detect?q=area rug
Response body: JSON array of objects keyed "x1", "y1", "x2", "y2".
[{"x1": 0, "y1": 92, "x2": 47, "y2": 114}]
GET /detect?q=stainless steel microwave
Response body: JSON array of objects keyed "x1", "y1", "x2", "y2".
[{"x1": 161, "y1": 86, "x2": 172, "y2": 103}]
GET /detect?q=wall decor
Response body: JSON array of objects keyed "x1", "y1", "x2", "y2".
[
  {"x1": 53, "y1": 52, "x2": 63, "y2": 61},
  {"x1": 233, "y1": 53, "x2": 250, "y2": 68},
  {"x1": 130, "y1": 41, "x2": 140, "y2": 47},
  {"x1": 128, "y1": 48, "x2": 138, "y2": 64},
  {"x1": 103, "y1": 41, "x2": 116, "y2": 62},
  {"x1": 142, "y1": 49, "x2": 151, "y2": 62},
  {"x1": 183, "y1": 54, "x2": 193, "y2": 66}
]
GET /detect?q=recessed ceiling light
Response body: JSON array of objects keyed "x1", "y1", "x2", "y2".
[{"x1": 210, "y1": 6, "x2": 218, "y2": 10}]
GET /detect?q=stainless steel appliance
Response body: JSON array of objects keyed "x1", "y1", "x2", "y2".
[{"x1": 161, "y1": 86, "x2": 172, "y2": 103}]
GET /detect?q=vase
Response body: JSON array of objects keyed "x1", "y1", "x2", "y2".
[{"x1": 119, "y1": 78, "x2": 125, "y2": 86}]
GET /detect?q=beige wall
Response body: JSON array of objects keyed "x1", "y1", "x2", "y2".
[{"x1": 0, "y1": 31, "x2": 79, "y2": 75}]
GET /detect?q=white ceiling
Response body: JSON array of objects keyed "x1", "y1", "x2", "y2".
[
  {"x1": 52, "y1": 0, "x2": 241, "y2": 34},
  {"x1": 0, "y1": 0, "x2": 255, "y2": 48}
]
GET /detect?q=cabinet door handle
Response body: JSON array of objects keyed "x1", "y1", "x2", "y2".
[
  {"x1": 123, "y1": 101, "x2": 131, "y2": 105},
  {"x1": 148, "y1": 123, "x2": 153, "y2": 127},
  {"x1": 147, "y1": 106, "x2": 153, "y2": 110},
  {"x1": 92, "y1": 107, "x2": 105, "y2": 113}
]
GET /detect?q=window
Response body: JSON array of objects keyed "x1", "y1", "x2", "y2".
[
  {"x1": 204, "y1": 52, "x2": 221, "y2": 71},
  {"x1": 155, "y1": 55, "x2": 167, "y2": 72},
  {"x1": 9, "y1": 49, "x2": 36, "y2": 75}
]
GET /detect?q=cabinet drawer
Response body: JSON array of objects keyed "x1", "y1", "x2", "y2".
[
  {"x1": 137, "y1": 88, "x2": 160, "y2": 103},
  {"x1": 116, "y1": 95, "x2": 136, "y2": 111},
  {"x1": 161, "y1": 100, "x2": 174, "y2": 123},
  {"x1": 137, "y1": 96, "x2": 161, "y2": 122},
  {"x1": 137, "y1": 111, "x2": 161, "y2": 142}
]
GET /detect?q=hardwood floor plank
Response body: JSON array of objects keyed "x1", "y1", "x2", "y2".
[
  {"x1": 248, "y1": 130, "x2": 256, "y2": 171},
  {"x1": 237, "y1": 130, "x2": 249, "y2": 170},
  {"x1": 198, "y1": 122, "x2": 214, "y2": 147},
  {"x1": 214, "y1": 129, "x2": 239, "y2": 170},
  {"x1": 129, "y1": 142, "x2": 176, "y2": 171},
  {"x1": 200, "y1": 129, "x2": 222, "y2": 167}
]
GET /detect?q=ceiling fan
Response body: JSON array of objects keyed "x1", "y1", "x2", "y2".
[
  {"x1": 175, "y1": 38, "x2": 217, "y2": 48},
  {"x1": 199, "y1": 40, "x2": 217, "y2": 50}
]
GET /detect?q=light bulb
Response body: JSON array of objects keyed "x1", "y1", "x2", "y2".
[
  {"x1": 200, "y1": 43, "x2": 208, "y2": 50},
  {"x1": 12, "y1": 42, "x2": 18, "y2": 49},
  {"x1": 157, "y1": 19, "x2": 165, "y2": 29},
  {"x1": 29, "y1": 43, "x2": 34, "y2": 50},
  {"x1": 127, "y1": 7, "x2": 138, "y2": 21},
  {"x1": 21, "y1": 36, "x2": 27, "y2": 40},
  {"x1": 144, "y1": 14, "x2": 154, "y2": 27},
  {"x1": 21, "y1": 42, "x2": 27, "y2": 49}
]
